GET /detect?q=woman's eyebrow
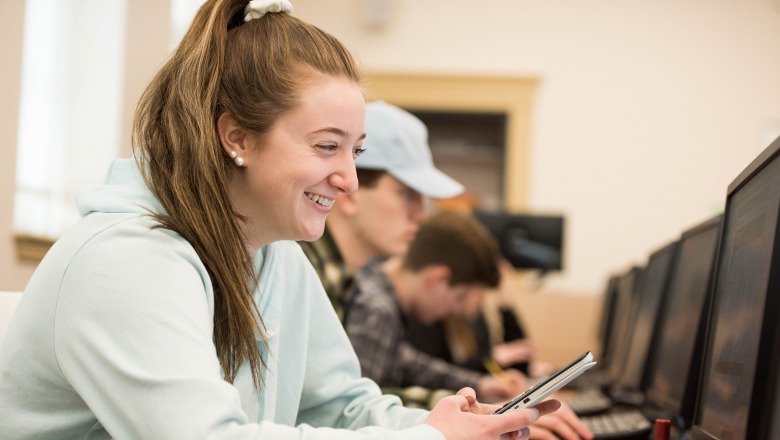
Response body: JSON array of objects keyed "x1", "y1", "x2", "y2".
[{"x1": 312, "y1": 127, "x2": 366, "y2": 141}]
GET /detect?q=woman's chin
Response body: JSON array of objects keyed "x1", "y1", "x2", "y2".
[{"x1": 297, "y1": 224, "x2": 326, "y2": 242}]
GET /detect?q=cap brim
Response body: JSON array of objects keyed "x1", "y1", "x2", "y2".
[{"x1": 390, "y1": 165, "x2": 465, "y2": 199}]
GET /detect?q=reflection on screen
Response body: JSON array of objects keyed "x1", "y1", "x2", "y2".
[
  {"x1": 649, "y1": 220, "x2": 720, "y2": 413},
  {"x1": 698, "y1": 154, "x2": 780, "y2": 440}
]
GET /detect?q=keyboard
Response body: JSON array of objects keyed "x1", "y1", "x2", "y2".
[
  {"x1": 581, "y1": 409, "x2": 653, "y2": 440},
  {"x1": 563, "y1": 387, "x2": 612, "y2": 415}
]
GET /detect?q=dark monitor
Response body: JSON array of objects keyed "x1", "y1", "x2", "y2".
[
  {"x1": 691, "y1": 136, "x2": 780, "y2": 440},
  {"x1": 770, "y1": 371, "x2": 780, "y2": 440},
  {"x1": 474, "y1": 211, "x2": 564, "y2": 271},
  {"x1": 605, "y1": 266, "x2": 645, "y2": 384},
  {"x1": 617, "y1": 240, "x2": 679, "y2": 393},
  {"x1": 645, "y1": 215, "x2": 723, "y2": 427},
  {"x1": 596, "y1": 275, "x2": 620, "y2": 362}
]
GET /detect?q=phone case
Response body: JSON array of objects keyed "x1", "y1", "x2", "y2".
[{"x1": 494, "y1": 351, "x2": 596, "y2": 414}]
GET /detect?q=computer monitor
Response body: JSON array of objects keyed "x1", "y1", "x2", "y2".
[
  {"x1": 605, "y1": 266, "x2": 645, "y2": 384},
  {"x1": 473, "y1": 211, "x2": 564, "y2": 271},
  {"x1": 691, "y1": 136, "x2": 780, "y2": 440},
  {"x1": 644, "y1": 215, "x2": 723, "y2": 427},
  {"x1": 617, "y1": 240, "x2": 679, "y2": 393},
  {"x1": 596, "y1": 275, "x2": 620, "y2": 362}
]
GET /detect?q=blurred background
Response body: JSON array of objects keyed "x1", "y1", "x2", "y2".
[{"x1": 2, "y1": 0, "x2": 779, "y2": 363}]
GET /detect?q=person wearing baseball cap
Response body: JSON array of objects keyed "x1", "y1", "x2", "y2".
[
  {"x1": 299, "y1": 101, "x2": 464, "y2": 320},
  {"x1": 297, "y1": 100, "x2": 466, "y2": 409},
  {"x1": 356, "y1": 101, "x2": 464, "y2": 199}
]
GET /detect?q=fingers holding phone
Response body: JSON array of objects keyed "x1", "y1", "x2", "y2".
[{"x1": 425, "y1": 395, "x2": 561, "y2": 440}]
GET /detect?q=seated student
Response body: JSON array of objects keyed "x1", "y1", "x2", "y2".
[
  {"x1": 345, "y1": 210, "x2": 523, "y2": 401},
  {"x1": 0, "y1": 1, "x2": 559, "y2": 439},
  {"x1": 408, "y1": 260, "x2": 554, "y2": 379},
  {"x1": 349, "y1": 211, "x2": 592, "y2": 440}
]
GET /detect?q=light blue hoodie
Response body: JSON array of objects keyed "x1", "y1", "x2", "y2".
[{"x1": 0, "y1": 158, "x2": 442, "y2": 440}]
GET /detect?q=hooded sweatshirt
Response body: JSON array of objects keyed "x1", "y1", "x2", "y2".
[{"x1": 0, "y1": 158, "x2": 442, "y2": 440}]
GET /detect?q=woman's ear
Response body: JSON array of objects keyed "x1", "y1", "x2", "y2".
[{"x1": 217, "y1": 112, "x2": 249, "y2": 164}]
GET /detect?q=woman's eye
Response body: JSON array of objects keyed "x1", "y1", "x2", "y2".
[
  {"x1": 317, "y1": 144, "x2": 338, "y2": 152},
  {"x1": 353, "y1": 148, "x2": 366, "y2": 157}
]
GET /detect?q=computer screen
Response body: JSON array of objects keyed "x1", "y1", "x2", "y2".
[
  {"x1": 605, "y1": 266, "x2": 644, "y2": 383},
  {"x1": 617, "y1": 241, "x2": 679, "y2": 392},
  {"x1": 645, "y1": 215, "x2": 722, "y2": 425},
  {"x1": 473, "y1": 211, "x2": 564, "y2": 271},
  {"x1": 691, "y1": 137, "x2": 780, "y2": 440},
  {"x1": 596, "y1": 275, "x2": 620, "y2": 362}
]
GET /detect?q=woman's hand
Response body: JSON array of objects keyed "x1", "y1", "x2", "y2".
[{"x1": 425, "y1": 387, "x2": 562, "y2": 440}]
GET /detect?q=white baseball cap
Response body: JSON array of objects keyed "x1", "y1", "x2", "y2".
[{"x1": 357, "y1": 101, "x2": 465, "y2": 199}]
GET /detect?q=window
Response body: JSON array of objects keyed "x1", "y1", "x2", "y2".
[
  {"x1": 14, "y1": 0, "x2": 127, "y2": 240},
  {"x1": 13, "y1": 0, "x2": 204, "y2": 252}
]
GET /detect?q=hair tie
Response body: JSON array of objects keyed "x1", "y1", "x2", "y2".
[{"x1": 244, "y1": 0, "x2": 293, "y2": 22}]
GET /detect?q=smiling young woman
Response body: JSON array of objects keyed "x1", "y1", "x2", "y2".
[{"x1": 0, "y1": 1, "x2": 559, "y2": 439}]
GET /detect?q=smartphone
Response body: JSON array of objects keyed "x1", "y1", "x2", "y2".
[{"x1": 494, "y1": 351, "x2": 596, "y2": 414}]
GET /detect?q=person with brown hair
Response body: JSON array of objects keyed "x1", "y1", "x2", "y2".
[
  {"x1": 0, "y1": 1, "x2": 560, "y2": 438},
  {"x1": 347, "y1": 210, "x2": 593, "y2": 440},
  {"x1": 345, "y1": 210, "x2": 523, "y2": 401}
]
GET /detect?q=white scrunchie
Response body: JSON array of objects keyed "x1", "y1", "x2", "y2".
[{"x1": 244, "y1": 0, "x2": 293, "y2": 22}]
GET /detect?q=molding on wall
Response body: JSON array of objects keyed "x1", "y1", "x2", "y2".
[
  {"x1": 14, "y1": 233, "x2": 53, "y2": 262},
  {"x1": 364, "y1": 71, "x2": 538, "y2": 211}
]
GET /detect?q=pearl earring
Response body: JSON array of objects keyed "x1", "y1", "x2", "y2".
[{"x1": 229, "y1": 150, "x2": 244, "y2": 167}]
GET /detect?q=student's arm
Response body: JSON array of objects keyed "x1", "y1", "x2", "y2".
[
  {"x1": 345, "y1": 290, "x2": 503, "y2": 395},
  {"x1": 396, "y1": 341, "x2": 485, "y2": 392},
  {"x1": 345, "y1": 291, "x2": 410, "y2": 386}
]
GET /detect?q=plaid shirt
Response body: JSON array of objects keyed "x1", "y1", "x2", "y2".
[
  {"x1": 298, "y1": 228, "x2": 354, "y2": 322},
  {"x1": 346, "y1": 258, "x2": 484, "y2": 392}
]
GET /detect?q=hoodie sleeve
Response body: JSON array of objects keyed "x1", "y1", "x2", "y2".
[
  {"x1": 259, "y1": 242, "x2": 440, "y2": 438},
  {"x1": 53, "y1": 221, "x2": 443, "y2": 440}
]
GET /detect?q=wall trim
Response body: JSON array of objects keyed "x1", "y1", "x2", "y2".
[
  {"x1": 15, "y1": 233, "x2": 53, "y2": 262},
  {"x1": 364, "y1": 71, "x2": 538, "y2": 210}
]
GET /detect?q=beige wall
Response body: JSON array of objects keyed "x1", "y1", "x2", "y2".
[
  {"x1": 291, "y1": 0, "x2": 780, "y2": 297},
  {"x1": 3, "y1": 1, "x2": 780, "y2": 311},
  {"x1": 0, "y1": 0, "x2": 37, "y2": 290}
]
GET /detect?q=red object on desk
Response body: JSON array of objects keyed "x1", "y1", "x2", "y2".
[{"x1": 654, "y1": 419, "x2": 671, "y2": 440}]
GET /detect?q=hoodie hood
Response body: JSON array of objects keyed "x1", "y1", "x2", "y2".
[{"x1": 76, "y1": 158, "x2": 164, "y2": 218}]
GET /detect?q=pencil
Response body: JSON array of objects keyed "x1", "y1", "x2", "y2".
[{"x1": 483, "y1": 357, "x2": 513, "y2": 387}]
